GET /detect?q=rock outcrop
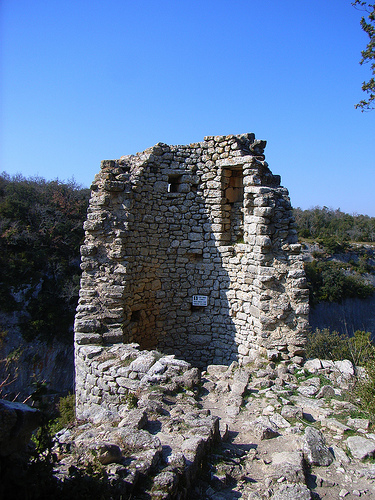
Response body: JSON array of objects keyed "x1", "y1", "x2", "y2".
[
  {"x1": 0, "y1": 399, "x2": 41, "y2": 457},
  {"x1": 0, "y1": 313, "x2": 74, "y2": 402}
]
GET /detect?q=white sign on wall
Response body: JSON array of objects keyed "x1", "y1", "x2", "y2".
[{"x1": 192, "y1": 295, "x2": 208, "y2": 307}]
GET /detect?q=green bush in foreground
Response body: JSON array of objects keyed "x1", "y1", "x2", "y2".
[
  {"x1": 306, "y1": 328, "x2": 375, "y2": 366},
  {"x1": 306, "y1": 328, "x2": 375, "y2": 416},
  {"x1": 50, "y1": 393, "x2": 76, "y2": 434}
]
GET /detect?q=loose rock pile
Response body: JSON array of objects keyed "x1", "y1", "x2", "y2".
[
  {"x1": 75, "y1": 343, "x2": 202, "y2": 420},
  {"x1": 53, "y1": 351, "x2": 375, "y2": 499},
  {"x1": 4, "y1": 348, "x2": 375, "y2": 498},
  {"x1": 59, "y1": 345, "x2": 220, "y2": 498},
  {"x1": 197, "y1": 357, "x2": 375, "y2": 499}
]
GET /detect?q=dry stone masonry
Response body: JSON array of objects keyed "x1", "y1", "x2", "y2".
[{"x1": 75, "y1": 133, "x2": 309, "y2": 415}]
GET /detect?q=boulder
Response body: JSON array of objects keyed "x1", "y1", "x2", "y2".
[
  {"x1": 272, "y1": 482, "x2": 311, "y2": 500},
  {"x1": 346, "y1": 436, "x2": 375, "y2": 460},
  {"x1": 0, "y1": 399, "x2": 41, "y2": 456},
  {"x1": 347, "y1": 417, "x2": 371, "y2": 430},
  {"x1": 270, "y1": 451, "x2": 305, "y2": 483},
  {"x1": 303, "y1": 426, "x2": 333, "y2": 466},
  {"x1": 251, "y1": 416, "x2": 279, "y2": 440},
  {"x1": 334, "y1": 360, "x2": 354, "y2": 377},
  {"x1": 88, "y1": 442, "x2": 123, "y2": 465},
  {"x1": 316, "y1": 385, "x2": 335, "y2": 399},
  {"x1": 303, "y1": 359, "x2": 322, "y2": 373}
]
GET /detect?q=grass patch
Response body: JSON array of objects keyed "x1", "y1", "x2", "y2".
[{"x1": 120, "y1": 390, "x2": 138, "y2": 409}]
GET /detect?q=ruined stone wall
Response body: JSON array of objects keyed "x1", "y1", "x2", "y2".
[{"x1": 75, "y1": 134, "x2": 309, "y2": 373}]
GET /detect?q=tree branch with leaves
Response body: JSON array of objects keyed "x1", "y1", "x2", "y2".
[{"x1": 352, "y1": 1, "x2": 375, "y2": 110}]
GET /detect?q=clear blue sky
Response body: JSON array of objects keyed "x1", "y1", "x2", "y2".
[{"x1": 1, "y1": 0, "x2": 374, "y2": 215}]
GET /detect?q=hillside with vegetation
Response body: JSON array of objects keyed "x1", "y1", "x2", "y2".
[
  {"x1": 0, "y1": 173, "x2": 89, "y2": 400},
  {"x1": 293, "y1": 206, "x2": 375, "y2": 338},
  {"x1": 0, "y1": 173, "x2": 90, "y2": 343},
  {"x1": 293, "y1": 206, "x2": 375, "y2": 243},
  {"x1": 293, "y1": 207, "x2": 375, "y2": 302}
]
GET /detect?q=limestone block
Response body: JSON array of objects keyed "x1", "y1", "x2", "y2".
[
  {"x1": 347, "y1": 417, "x2": 371, "y2": 430},
  {"x1": 77, "y1": 345, "x2": 103, "y2": 359},
  {"x1": 281, "y1": 405, "x2": 303, "y2": 420},
  {"x1": 270, "y1": 451, "x2": 305, "y2": 483},
  {"x1": 75, "y1": 332, "x2": 102, "y2": 344},
  {"x1": 103, "y1": 180, "x2": 126, "y2": 192},
  {"x1": 304, "y1": 359, "x2": 322, "y2": 373},
  {"x1": 346, "y1": 436, "x2": 375, "y2": 460},
  {"x1": 334, "y1": 360, "x2": 354, "y2": 377},
  {"x1": 129, "y1": 353, "x2": 158, "y2": 373},
  {"x1": 316, "y1": 385, "x2": 335, "y2": 399},
  {"x1": 251, "y1": 416, "x2": 279, "y2": 440},
  {"x1": 321, "y1": 418, "x2": 352, "y2": 434},
  {"x1": 116, "y1": 377, "x2": 140, "y2": 391},
  {"x1": 303, "y1": 426, "x2": 333, "y2": 466},
  {"x1": 74, "y1": 318, "x2": 100, "y2": 333},
  {"x1": 238, "y1": 344, "x2": 249, "y2": 356},
  {"x1": 272, "y1": 483, "x2": 311, "y2": 500},
  {"x1": 97, "y1": 359, "x2": 118, "y2": 372}
]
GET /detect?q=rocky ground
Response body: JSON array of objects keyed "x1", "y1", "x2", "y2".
[
  {"x1": 48, "y1": 355, "x2": 375, "y2": 499},
  {"x1": 194, "y1": 358, "x2": 375, "y2": 499}
]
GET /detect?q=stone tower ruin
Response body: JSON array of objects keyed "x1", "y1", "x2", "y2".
[{"x1": 75, "y1": 133, "x2": 309, "y2": 372}]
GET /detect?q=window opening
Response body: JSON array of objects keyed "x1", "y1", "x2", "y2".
[
  {"x1": 191, "y1": 305, "x2": 205, "y2": 312},
  {"x1": 167, "y1": 175, "x2": 182, "y2": 193},
  {"x1": 130, "y1": 310, "x2": 141, "y2": 322},
  {"x1": 225, "y1": 168, "x2": 243, "y2": 203},
  {"x1": 222, "y1": 168, "x2": 244, "y2": 244}
]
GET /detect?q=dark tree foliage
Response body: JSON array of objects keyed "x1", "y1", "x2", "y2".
[
  {"x1": 294, "y1": 206, "x2": 375, "y2": 305},
  {"x1": 352, "y1": 1, "x2": 375, "y2": 110},
  {"x1": 293, "y1": 206, "x2": 375, "y2": 242},
  {"x1": 305, "y1": 260, "x2": 374, "y2": 305},
  {"x1": 0, "y1": 173, "x2": 90, "y2": 343}
]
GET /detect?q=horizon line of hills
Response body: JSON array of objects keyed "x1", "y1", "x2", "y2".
[{"x1": 1, "y1": 170, "x2": 375, "y2": 219}]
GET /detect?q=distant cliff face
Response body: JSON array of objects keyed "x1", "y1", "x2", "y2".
[
  {"x1": 303, "y1": 243, "x2": 375, "y2": 336},
  {"x1": 309, "y1": 295, "x2": 375, "y2": 336},
  {"x1": 0, "y1": 312, "x2": 73, "y2": 402}
]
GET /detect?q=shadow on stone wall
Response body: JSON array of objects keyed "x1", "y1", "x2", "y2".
[{"x1": 117, "y1": 159, "x2": 238, "y2": 368}]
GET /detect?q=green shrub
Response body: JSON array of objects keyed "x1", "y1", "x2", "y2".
[
  {"x1": 305, "y1": 260, "x2": 374, "y2": 305},
  {"x1": 306, "y1": 328, "x2": 375, "y2": 417},
  {"x1": 58, "y1": 394, "x2": 75, "y2": 426},
  {"x1": 305, "y1": 328, "x2": 351, "y2": 360},
  {"x1": 355, "y1": 358, "x2": 375, "y2": 417},
  {"x1": 306, "y1": 328, "x2": 375, "y2": 366},
  {"x1": 48, "y1": 393, "x2": 76, "y2": 435},
  {"x1": 317, "y1": 236, "x2": 349, "y2": 255},
  {"x1": 121, "y1": 390, "x2": 138, "y2": 409}
]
